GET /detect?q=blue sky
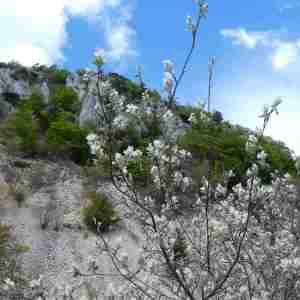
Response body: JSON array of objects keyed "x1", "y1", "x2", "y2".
[{"x1": 0, "y1": 0, "x2": 300, "y2": 154}]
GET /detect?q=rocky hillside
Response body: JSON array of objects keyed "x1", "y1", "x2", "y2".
[{"x1": 0, "y1": 143, "x2": 142, "y2": 299}]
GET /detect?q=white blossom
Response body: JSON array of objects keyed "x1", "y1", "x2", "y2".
[
  {"x1": 163, "y1": 72, "x2": 173, "y2": 93},
  {"x1": 126, "y1": 104, "x2": 139, "y2": 115},
  {"x1": 188, "y1": 112, "x2": 197, "y2": 124},
  {"x1": 163, "y1": 59, "x2": 174, "y2": 73},
  {"x1": 93, "y1": 48, "x2": 106, "y2": 64},
  {"x1": 186, "y1": 15, "x2": 196, "y2": 33}
]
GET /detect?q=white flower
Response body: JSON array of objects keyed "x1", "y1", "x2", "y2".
[
  {"x1": 163, "y1": 72, "x2": 173, "y2": 93},
  {"x1": 227, "y1": 170, "x2": 235, "y2": 178},
  {"x1": 151, "y1": 165, "x2": 159, "y2": 177},
  {"x1": 126, "y1": 104, "x2": 139, "y2": 115},
  {"x1": 257, "y1": 150, "x2": 267, "y2": 162},
  {"x1": 246, "y1": 163, "x2": 258, "y2": 177},
  {"x1": 182, "y1": 176, "x2": 192, "y2": 191},
  {"x1": 82, "y1": 73, "x2": 90, "y2": 82},
  {"x1": 245, "y1": 134, "x2": 258, "y2": 153},
  {"x1": 162, "y1": 109, "x2": 175, "y2": 124},
  {"x1": 86, "y1": 133, "x2": 102, "y2": 155},
  {"x1": 94, "y1": 48, "x2": 106, "y2": 61},
  {"x1": 186, "y1": 15, "x2": 196, "y2": 33},
  {"x1": 271, "y1": 97, "x2": 282, "y2": 113},
  {"x1": 200, "y1": 2, "x2": 209, "y2": 15},
  {"x1": 148, "y1": 140, "x2": 165, "y2": 158},
  {"x1": 123, "y1": 146, "x2": 142, "y2": 160},
  {"x1": 174, "y1": 171, "x2": 183, "y2": 186},
  {"x1": 113, "y1": 114, "x2": 128, "y2": 130},
  {"x1": 163, "y1": 59, "x2": 174, "y2": 73},
  {"x1": 86, "y1": 133, "x2": 98, "y2": 143},
  {"x1": 188, "y1": 112, "x2": 197, "y2": 124}
]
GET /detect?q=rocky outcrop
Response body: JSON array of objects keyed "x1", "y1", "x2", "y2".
[
  {"x1": 0, "y1": 67, "x2": 50, "y2": 119},
  {"x1": 66, "y1": 73, "x2": 98, "y2": 126}
]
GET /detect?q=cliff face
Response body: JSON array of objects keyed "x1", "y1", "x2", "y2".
[
  {"x1": 66, "y1": 72, "x2": 98, "y2": 126},
  {"x1": 0, "y1": 67, "x2": 50, "y2": 118},
  {"x1": 0, "y1": 65, "x2": 106, "y2": 127}
]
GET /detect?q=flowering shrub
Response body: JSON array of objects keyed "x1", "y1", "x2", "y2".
[{"x1": 83, "y1": 1, "x2": 300, "y2": 299}]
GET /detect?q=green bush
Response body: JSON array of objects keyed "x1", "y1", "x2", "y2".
[
  {"x1": 47, "y1": 65, "x2": 70, "y2": 85},
  {"x1": 109, "y1": 73, "x2": 145, "y2": 104},
  {"x1": 46, "y1": 118, "x2": 90, "y2": 164},
  {"x1": 21, "y1": 91, "x2": 46, "y2": 114},
  {"x1": 83, "y1": 192, "x2": 119, "y2": 233},
  {"x1": 1, "y1": 107, "x2": 40, "y2": 154},
  {"x1": 175, "y1": 104, "x2": 198, "y2": 123},
  {"x1": 0, "y1": 224, "x2": 9, "y2": 260},
  {"x1": 50, "y1": 87, "x2": 80, "y2": 120},
  {"x1": 15, "y1": 109, "x2": 39, "y2": 154}
]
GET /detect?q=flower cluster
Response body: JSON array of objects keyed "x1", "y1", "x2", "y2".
[{"x1": 114, "y1": 146, "x2": 143, "y2": 176}]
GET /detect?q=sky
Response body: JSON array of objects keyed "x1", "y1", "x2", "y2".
[{"x1": 0, "y1": 0, "x2": 300, "y2": 154}]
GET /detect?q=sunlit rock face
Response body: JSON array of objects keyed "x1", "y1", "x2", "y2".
[
  {"x1": 0, "y1": 67, "x2": 50, "y2": 119},
  {"x1": 66, "y1": 73, "x2": 98, "y2": 126}
]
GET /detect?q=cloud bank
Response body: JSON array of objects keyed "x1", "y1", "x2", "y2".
[
  {"x1": 220, "y1": 27, "x2": 300, "y2": 71},
  {"x1": 0, "y1": 0, "x2": 136, "y2": 66}
]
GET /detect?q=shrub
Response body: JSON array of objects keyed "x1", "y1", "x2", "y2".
[
  {"x1": 1, "y1": 107, "x2": 39, "y2": 155},
  {"x1": 83, "y1": 192, "x2": 119, "y2": 233},
  {"x1": 46, "y1": 118, "x2": 90, "y2": 164},
  {"x1": 175, "y1": 104, "x2": 198, "y2": 123},
  {"x1": 0, "y1": 224, "x2": 9, "y2": 260},
  {"x1": 127, "y1": 156, "x2": 151, "y2": 187},
  {"x1": 15, "y1": 109, "x2": 39, "y2": 154},
  {"x1": 109, "y1": 73, "x2": 145, "y2": 104},
  {"x1": 47, "y1": 65, "x2": 70, "y2": 85},
  {"x1": 14, "y1": 188, "x2": 26, "y2": 206},
  {"x1": 21, "y1": 91, "x2": 45, "y2": 114},
  {"x1": 50, "y1": 87, "x2": 80, "y2": 117}
]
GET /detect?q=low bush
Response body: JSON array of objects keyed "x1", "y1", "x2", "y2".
[
  {"x1": 83, "y1": 192, "x2": 119, "y2": 233},
  {"x1": 0, "y1": 224, "x2": 10, "y2": 260},
  {"x1": 47, "y1": 65, "x2": 70, "y2": 85},
  {"x1": 49, "y1": 87, "x2": 80, "y2": 119},
  {"x1": 1, "y1": 107, "x2": 39, "y2": 155},
  {"x1": 46, "y1": 118, "x2": 90, "y2": 164}
]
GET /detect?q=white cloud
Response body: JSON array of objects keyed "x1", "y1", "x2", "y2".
[
  {"x1": 100, "y1": 4, "x2": 137, "y2": 63},
  {"x1": 271, "y1": 42, "x2": 300, "y2": 70},
  {"x1": 278, "y1": 1, "x2": 300, "y2": 12},
  {"x1": 220, "y1": 28, "x2": 271, "y2": 49},
  {"x1": 221, "y1": 27, "x2": 300, "y2": 71},
  {"x1": 0, "y1": 0, "x2": 136, "y2": 66}
]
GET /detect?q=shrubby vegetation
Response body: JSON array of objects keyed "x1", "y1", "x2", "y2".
[
  {"x1": 83, "y1": 192, "x2": 119, "y2": 233},
  {"x1": 0, "y1": 85, "x2": 89, "y2": 164},
  {"x1": 180, "y1": 105, "x2": 297, "y2": 185},
  {"x1": 46, "y1": 118, "x2": 89, "y2": 164},
  {"x1": 0, "y1": 224, "x2": 27, "y2": 297}
]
